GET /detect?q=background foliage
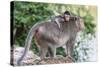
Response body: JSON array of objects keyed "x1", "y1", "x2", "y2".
[{"x1": 12, "y1": 1, "x2": 97, "y2": 62}]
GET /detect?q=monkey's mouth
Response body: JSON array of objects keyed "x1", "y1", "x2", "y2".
[{"x1": 63, "y1": 16, "x2": 70, "y2": 22}]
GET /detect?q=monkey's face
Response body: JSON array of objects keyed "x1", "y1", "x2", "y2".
[
  {"x1": 75, "y1": 17, "x2": 85, "y2": 32},
  {"x1": 63, "y1": 11, "x2": 71, "y2": 22},
  {"x1": 63, "y1": 14, "x2": 70, "y2": 22},
  {"x1": 56, "y1": 10, "x2": 85, "y2": 32}
]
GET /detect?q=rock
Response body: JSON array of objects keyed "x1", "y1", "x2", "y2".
[
  {"x1": 11, "y1": 46, "x2": 40, "y2": 66},
  {"x1": 11, "y1": 46, "x2": 74, "y2": 66},
  {"x1": 37, "y1": 57, "x2": 74, "y2": 65}
]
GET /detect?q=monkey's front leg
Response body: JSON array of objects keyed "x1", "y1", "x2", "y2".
[{"x1": 66, "y1": 39, "x2": 75, "y2": 62}]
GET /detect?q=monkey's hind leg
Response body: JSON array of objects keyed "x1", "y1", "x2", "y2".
[
  {"x1": 39, "y1": 45, "x2": 48, "y2": 60},
  {"x1": 34, "y1": 32, "x2": 49, "y2": 60},
  {"x1": 35, "y1": 40, "x2": 48, "y2": 60},
  {"x1": 36, "y1": 40, "x2": 48, "y2": 60},
  {"x1": 47, "y1": 46, "x2": 56, "y2": 58}
]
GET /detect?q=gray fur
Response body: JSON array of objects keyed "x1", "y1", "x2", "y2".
[{"x1": 17, "y1": 11, "x2": 84, "y2": 65}]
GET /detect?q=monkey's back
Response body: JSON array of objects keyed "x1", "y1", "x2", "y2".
[{"x1": 35, "y1": 22, "x2": 70, "y2": 47}]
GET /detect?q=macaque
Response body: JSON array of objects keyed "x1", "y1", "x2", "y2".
[{"x1": 17, "y1": 11, "x2": 84, "y2": 65}]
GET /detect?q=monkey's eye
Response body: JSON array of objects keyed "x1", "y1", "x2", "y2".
[
  {"x1": 70, "y1": 16, "x2": 78, "y2": 21},
  {"x1": 63, "y1": 15, "x2": 70, "y2": 22},
  {"x1": 74, "y1": 17, "x2": 78, "y2": 20}
]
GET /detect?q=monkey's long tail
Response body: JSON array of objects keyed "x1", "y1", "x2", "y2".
[{"x1": 17, "y1": 23, "x2": 39, "y2": 65}]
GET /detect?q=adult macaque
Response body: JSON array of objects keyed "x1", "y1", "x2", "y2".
[{"x1": 17, "y1": 11, "x2": 84, "y2": 65}]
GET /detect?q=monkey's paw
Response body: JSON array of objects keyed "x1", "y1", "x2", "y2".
[{"x1": 66, "y1": 56, "x2": 75, "y2": 63}]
